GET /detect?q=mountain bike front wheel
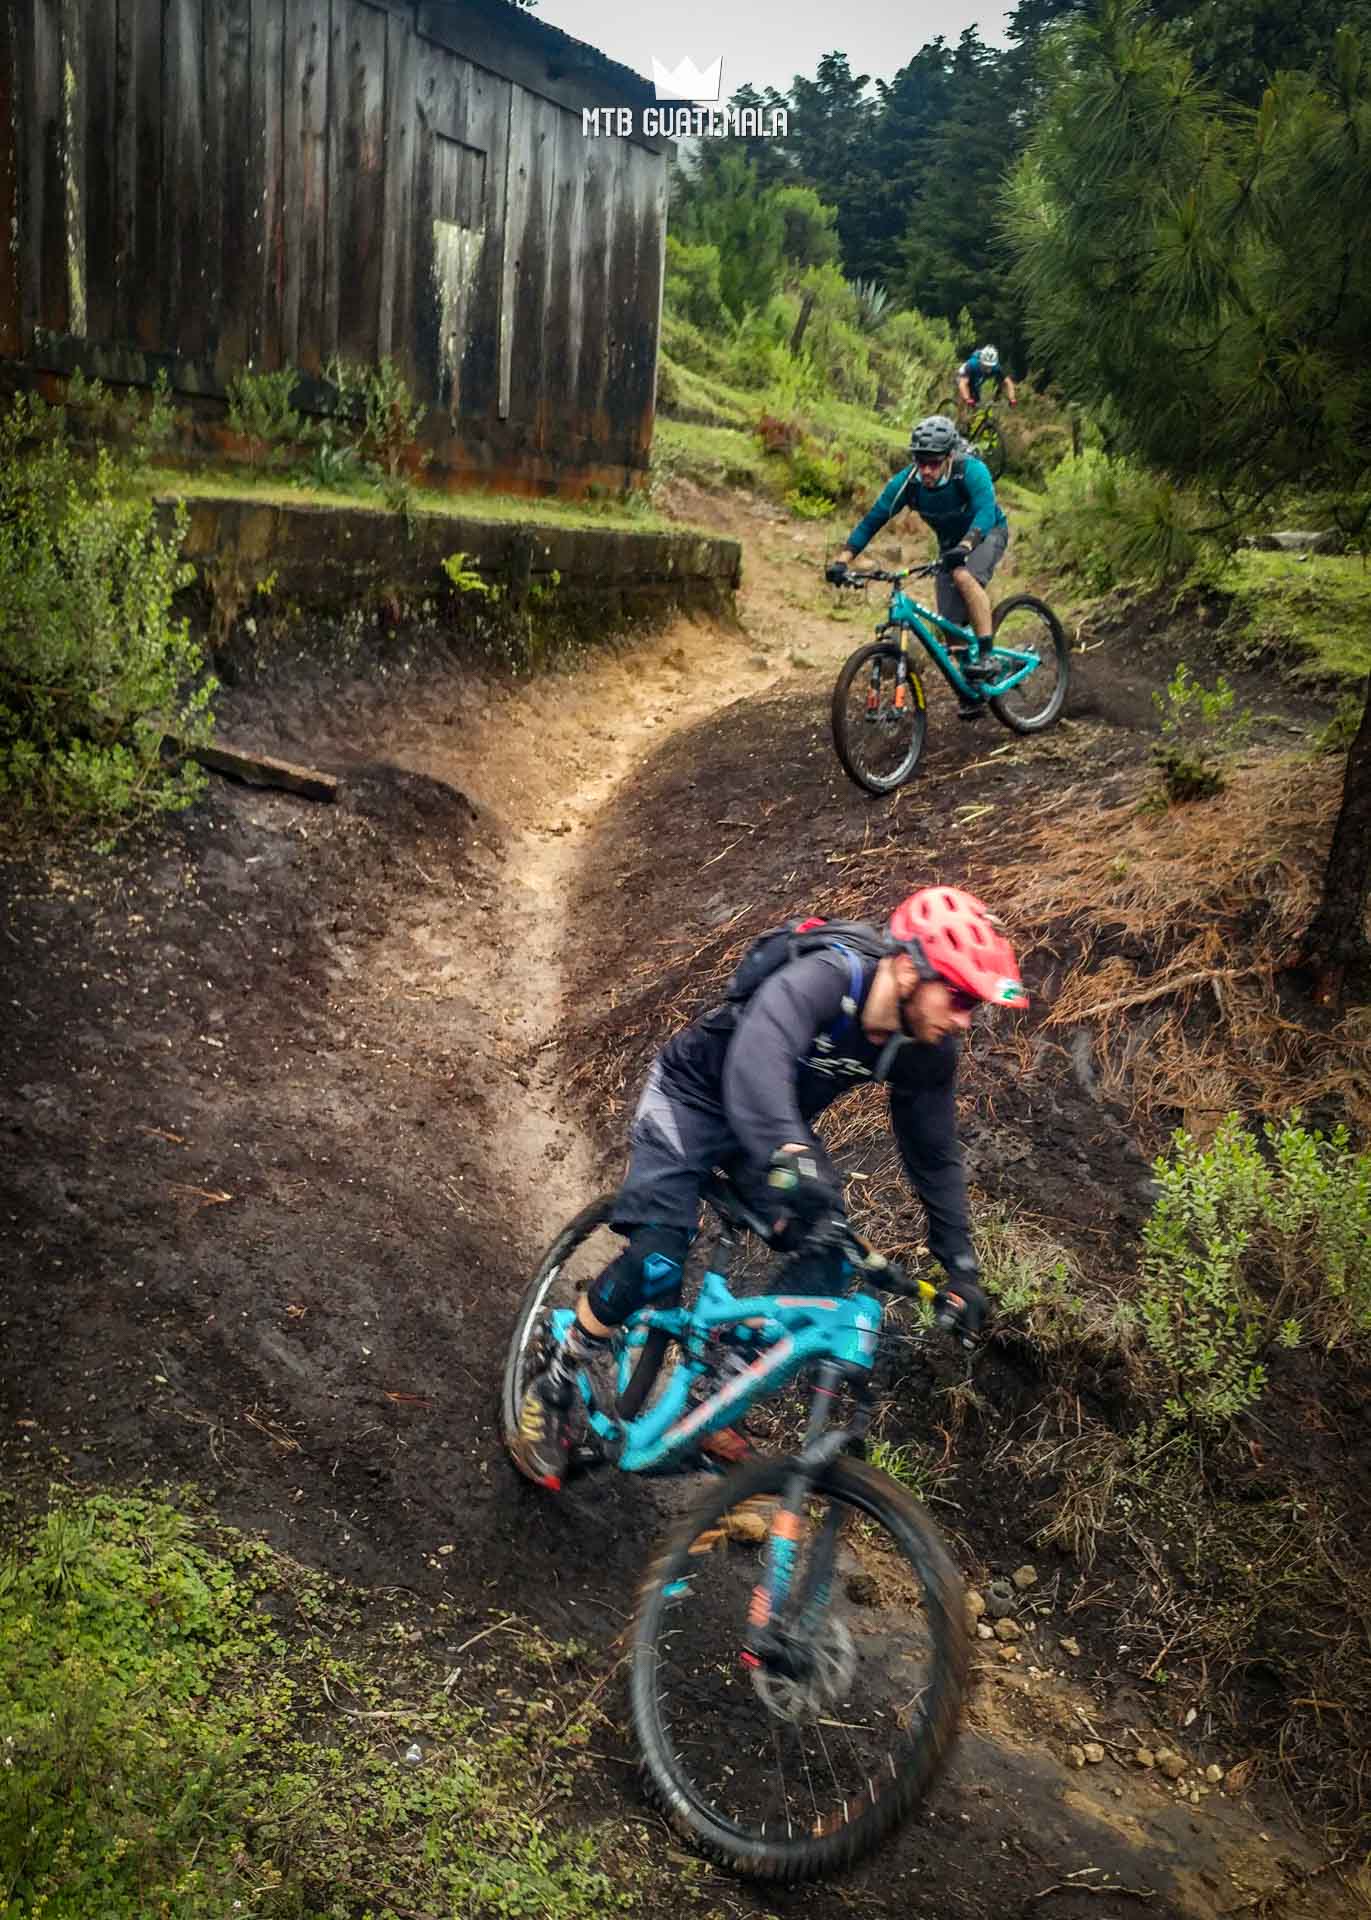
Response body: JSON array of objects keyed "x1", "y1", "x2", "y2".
[
  {"x1": 988, "y1": 594, "x2": 1070, "y2": 734},
  {"x1": 500, "y1": 1194, "x2": 673, "y2": 1481},
  {"x1": 632, "y1": 1453, "x2": 968, "y2": 1881},
  {"x1": 970, "y1": 413, "x2": 1005, "y2": 480},
  {"x1": 830, "y1": 641, "x2": 928, "y2": 795}
]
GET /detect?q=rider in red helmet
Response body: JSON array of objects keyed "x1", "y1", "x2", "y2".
[{"x1": 514, "y1": 886, "x2": 1028, "y2": 1488}]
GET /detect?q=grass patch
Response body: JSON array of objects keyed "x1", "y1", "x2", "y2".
[
  {"x1": 0, "y1": 1488, "x2": 646, "y2": 1919},
  {"x1": 130, "y1": 464, "x2": 677, "y2": 537},
  {"x1": 1230, "y1": 548, "x2": 1371, "y2": 685}
]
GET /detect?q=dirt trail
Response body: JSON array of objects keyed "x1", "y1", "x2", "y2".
[{"x1": 0, "y1": 496, "x2": 1359, "y2": 1919}]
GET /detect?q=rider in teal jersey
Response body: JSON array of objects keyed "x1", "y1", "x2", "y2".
[
  {"x1": 827, "y1": 415, "x2": 1009, "y2": 719},
  {"x1": 957, "y1": 343, "x2": 1017, "y2": 411}
]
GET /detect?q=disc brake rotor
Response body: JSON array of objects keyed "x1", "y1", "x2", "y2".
[{"x1": 751, "y1": 1615, "x2": 857, "y2": 1722}]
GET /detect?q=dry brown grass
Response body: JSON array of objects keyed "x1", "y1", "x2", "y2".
[{"x1": 975, "y1": 752, "x2": 1371, "y2": 1137}]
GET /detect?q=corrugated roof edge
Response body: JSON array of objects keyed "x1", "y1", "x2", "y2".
[{"x1": 422, "y1": 0, "x2": 657, "y2": 106}]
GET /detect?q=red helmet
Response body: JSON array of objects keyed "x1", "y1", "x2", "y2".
[{"x1": 888, "y1": 887, "x2": 1028, "y2": 1008}]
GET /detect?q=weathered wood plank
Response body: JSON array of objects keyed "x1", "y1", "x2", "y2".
[
  {"x1": 26, "y1": 0, "x2": 63, "y2": 337},
  {"x1": 199, "y1": 0, "x2": 227, "y2": 373},
  {"x1": 454, "y1": 58, "x2": 504, "y2": 423},
  {"x1": 164, "y1": 0, "x2": 208, "y2": 356},
  {"x1": 574, "y1": 131, "x2": 615, "y2": 440},
  {"x1": 495, "y1": 87, "x2": 524, "y2": 422},
  {"x1": 81, "y1": 0, "x2": 117, "y2": 343},
  {"x1": 250, "y1": 0, "x2": 285, "y2": 365},
  {"x1": 377, "y1": 8, "x2": 416, "y2": 368},
  {"x1": 0, "y1": 0, "x2": 19, "y2": 355},
  {"x1": 334, "y1": 0, "x2": 388, "y2": 363},
  {"x1": 131, "y1": 0, "x2": 162, "y2": 350},
  {"x1": 410, "y1": 40, "x2": 440, "y2": 403},
  {"x1": 282, "y1": 0, "x2": 330, "y2": 370},
  {"x1": 539, "y1": 103, "x2": 582, "y2": 455},
  {"x1": 216, "y1": 0, "x2": 253, "y2": 375},
  {"x1": 111, "y1": 0, "x2": 136, "y2": 343},
  {"x1": 58, "y1": 0, "x2": 86, "y2": 338},
  {"x1": 188, "y1": 742, "x2": 339, "y2": 802}
]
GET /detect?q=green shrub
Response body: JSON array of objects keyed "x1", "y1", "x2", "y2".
[
  {"x1": 66, "y1": 366, "x2": 178, "y2": 466},
  {"x1": 1140, "y1": 1114, "x2": 1371, "y2": 1428},
  {"x1": 0, "y1": 394, "x2": 214, "y2": 828},
  {"x1": 663, "y1": 235, "x2": 732, "y2": 334},
  {"x1": 1031, "y1": 449, "x2": 1234, "y2": 593},
  {"x1": 772, "y1": 185, "x2": 840, "y2": 268},
  {"x1": 326, "y1": 355, "x2": 429, "y2": 479},
  {"x1": 224, "y1": 365, "x2": 304, "y2": 468},
  {"x1": 1151, "y1": 662, "x2": 1253, "y2": 803}
]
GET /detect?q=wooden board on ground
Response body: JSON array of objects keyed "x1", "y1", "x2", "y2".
[{"x1": 189, "y1": 742, "x2": 338, "y2": 802}]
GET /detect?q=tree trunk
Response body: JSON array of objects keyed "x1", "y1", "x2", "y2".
[
  {"x1": 789, "y1": 292, "x2": 816, "y2": 358},
  {"x1": 1304, "y1": 674, "x2": 1371, "y2": 1001}
]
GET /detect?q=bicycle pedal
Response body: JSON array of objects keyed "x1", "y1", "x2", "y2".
[{"x1": 957, "y1": 702, "x2": 986, "y2": 722}]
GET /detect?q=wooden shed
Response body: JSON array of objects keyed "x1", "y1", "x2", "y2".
[{"x1": 0, "y1": 0, "x2": 669, "y2": 493}]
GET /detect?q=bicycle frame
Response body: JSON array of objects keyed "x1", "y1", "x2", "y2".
[
  {"x1": 550, "y1": 1271, "x2": 884, "y2": 1475},
  {"x1": 882, "y1": 583, "x2": 1039, "y2": 704}
]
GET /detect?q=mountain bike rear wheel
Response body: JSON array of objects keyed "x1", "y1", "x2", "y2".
[
  {"x1": 831, "y1": 641, "x2": 928, "y2": 795},
  {"x1": 500, "y1": 1194, "x2": 673, "y2": 1480},
  {"x1": 988, "y1": 594, "x2": 1070, "y2": 734},
  {"x1": 633, "y1": 1453, "x2": 967, "y2": 1880}
]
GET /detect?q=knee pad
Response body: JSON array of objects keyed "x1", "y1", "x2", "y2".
[{"x1": 587, "y1": 1225, "x2": 690, "y2": 1326}]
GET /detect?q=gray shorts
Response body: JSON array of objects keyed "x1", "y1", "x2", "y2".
[{"x1": 935, "y1": 524, "x2": 1009, "y2": 627}]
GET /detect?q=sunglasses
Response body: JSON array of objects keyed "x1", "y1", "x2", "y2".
[{"x1": 945, "y1": 985, "x2": 981, "y2": 1013}]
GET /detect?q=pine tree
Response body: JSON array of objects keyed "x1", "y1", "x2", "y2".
[{"x1": 1006, "y1": 5, "x2": 1371, "y2": 986}]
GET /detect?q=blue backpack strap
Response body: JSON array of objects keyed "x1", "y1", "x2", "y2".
[{"x1": 825, "y1": 942, "x2": 866, "y2": 1049}]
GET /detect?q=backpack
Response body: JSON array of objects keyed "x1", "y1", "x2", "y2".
[{"x1": 725, "y1": 917, "x2": 890, "y2": 1048}]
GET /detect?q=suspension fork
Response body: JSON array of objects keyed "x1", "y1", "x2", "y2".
[
  {"x1": 742, "y1": 1362, "x2": 856, "y2": 1670},
  {"x1": 868, "y1": 629, "x2": 911, "y2": 713}
]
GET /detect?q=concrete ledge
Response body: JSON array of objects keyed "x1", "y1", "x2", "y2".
[{"x1": 164, "y1": 495, "x2": 741, "y2": 614}]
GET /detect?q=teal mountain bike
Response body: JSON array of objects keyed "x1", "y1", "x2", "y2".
[
  {"x1": 500, "y1": 1173, "x2": 970, "y2": 1881},
  {"x1": 940, "y1": 394, "x2": 1006, "y2": 478},
  {"x1": 831, "y1": 563, "x2": 1069, "y2": 795}
]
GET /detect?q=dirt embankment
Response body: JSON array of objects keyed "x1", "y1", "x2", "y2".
[{"x1": 1, "y1": 494, "x2": 1364, "y2": 1919}]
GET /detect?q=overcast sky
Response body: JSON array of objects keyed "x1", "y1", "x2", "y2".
[{"x1": 535, "y1": 0, "x2": 1014, "y2": 101}]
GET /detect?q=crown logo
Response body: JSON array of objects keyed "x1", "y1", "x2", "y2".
[{"x1": 651, "y1": 54, "x2": 723, "y2": 101}]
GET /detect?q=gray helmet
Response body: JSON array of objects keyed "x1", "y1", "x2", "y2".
[{"x1": 909, "y1": 414, "x2": 959, "y2": 458}]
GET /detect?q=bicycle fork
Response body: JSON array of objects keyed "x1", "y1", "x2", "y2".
[
  {"x1": 867, "y1": 639, "x2": 911, "y2": 717},
  {"x1": 741, "y1": 1364, "x2": 871, "y2": 1674}
]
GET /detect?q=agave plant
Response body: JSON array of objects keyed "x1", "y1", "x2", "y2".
[{"x1": 849, "y1": 277, "x2": 893, "y2": 333}]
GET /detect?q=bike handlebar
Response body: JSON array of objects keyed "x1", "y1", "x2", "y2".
[{"x1": 834, "y1": 563, "x2": 939, "y2": 587}]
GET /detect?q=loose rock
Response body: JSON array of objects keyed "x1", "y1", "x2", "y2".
[
  {"x1": 1011, "y1": 1564, "x2": 1038, "y2": 1590},
  {"x1": 997, "y1": 1644, "x2": 1021, "y2": 1663},
  {"x1": 1059, "y1": 1635, "x2": 1081, "y2": 1657},
  {"x1": 993, "y1": 1617, "x2": 1023, "y2": 1642},
  {"x1": 1155, "y1": 1750, "x2": 1187, "y2": 1780},
  {"x1": 1135, "y1": 1748, "x2": 1156, "y2": 1770},
  {"x1": 966, "y1": 1589, "x2": 986, "y2": 1620},
  {"x1": 1083, "y1": 1742, "x2": 1105, "y2": 1764},
  {"x1": 1204, "y1": 1764, "x2": 1224, "y2": 1784},
  {"x1": 976, "y1": 1622, "x2": 995, "y2": 1641},
  {"x1": 1066, "y1": 1745, "x2": 1087, "y2": 1769}
]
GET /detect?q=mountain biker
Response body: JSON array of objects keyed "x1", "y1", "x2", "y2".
[
  {"x1": 957, "y1": 343, "x2": 1017, "y2": 412},
  {"x1": 514, "y1": 887, "x2": 1028, "y2": 1489},
  {"x1": 825, "y1": 415, "x2": 1009, "y2": 719}
]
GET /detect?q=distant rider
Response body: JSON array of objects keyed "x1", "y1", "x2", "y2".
[
  {"x1": 826, "y1": 415, "x2": 1009, "y2": 719},
  {"x1": 957, "y1": 343, "x2": 1017, "y2": 412},
  {"x1": 513, "y1": 887, "x2": 1028, "y2": 1489}
]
